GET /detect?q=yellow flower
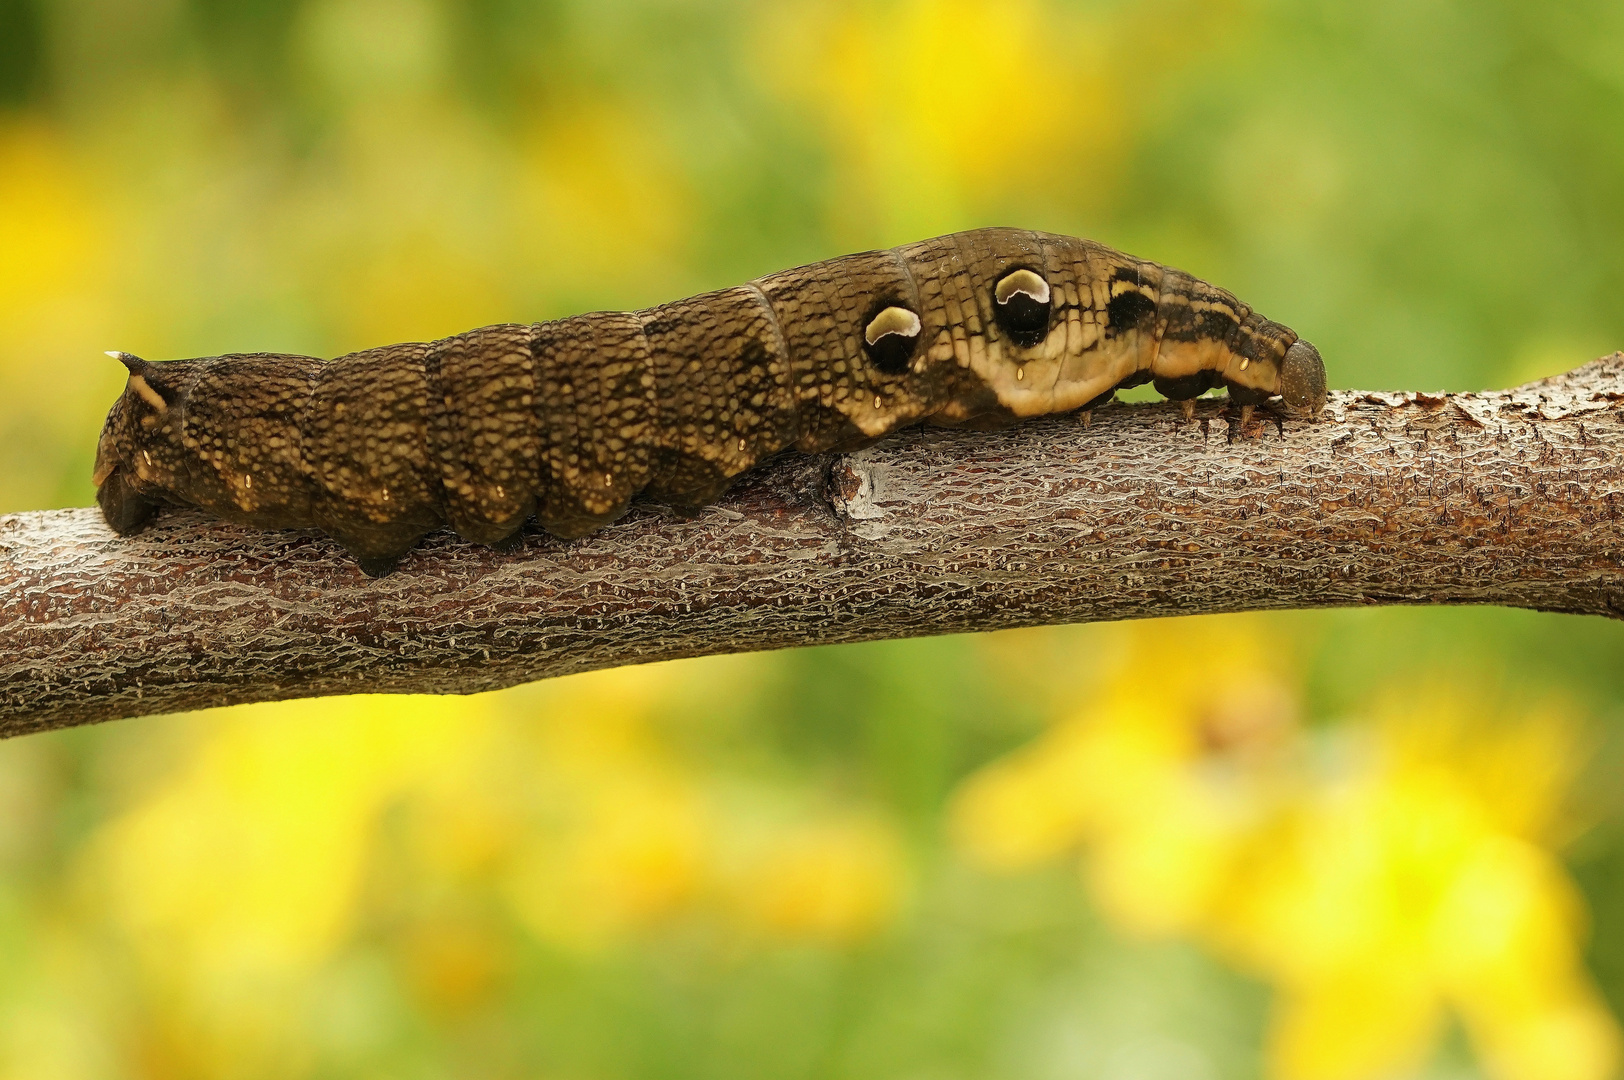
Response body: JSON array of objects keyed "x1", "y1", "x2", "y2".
[
  {"x1": 74, "y1": 659, "x2": 913, "y2": 1075},
  {"x1": 0, "y1": 119, "x2": 119, "y2": 512},
  {"x1": 952, "y1": 617, "x2": 1621, "y2": 1080},
  {"x1": 752, "y1": 0, "x2": 1129, "y2": 238},
  {"x1": 729, "y1": 816, "x2": 906, "y2": 944}
]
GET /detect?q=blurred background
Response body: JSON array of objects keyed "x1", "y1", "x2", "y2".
[{"x1": 5, "y1": 0, "x2": 1624, "y2": 1077}]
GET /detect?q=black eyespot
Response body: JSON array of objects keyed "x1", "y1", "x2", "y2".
[
  {"x1": 992, "y1": 268, "x2": 1052, "y2": 348},
  {"x1": 863, "y1": 304, "x2": 921, "y2": 375},
  {"x1": 1105, "y1": 287, "x2": 1157, "y2": 337}
]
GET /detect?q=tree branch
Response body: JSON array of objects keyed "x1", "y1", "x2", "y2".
[{"x1": 5, "y1": 355, "x2": 1624, "y2": 737}]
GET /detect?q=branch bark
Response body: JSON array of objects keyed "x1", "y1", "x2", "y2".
[{"x1": 5, "y1": 356, "x2": 1624, "y2": 737}]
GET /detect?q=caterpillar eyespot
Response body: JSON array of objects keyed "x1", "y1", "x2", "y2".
[
  {"x1": 992, "y1": 268, "x2": 1052, "y2": 348},
  {"x1": 994, "y1": 268, "x2": 1050, "y2": 306},
  {"x1": 92, "y1": 227, "x2": 1327, "y2": 576},
  {"x1": 862, "y1": 305, "x2": 922, "y2": 376},
  {"x1": 864, "y1": 305, "x2": 921, "y2": 345}
]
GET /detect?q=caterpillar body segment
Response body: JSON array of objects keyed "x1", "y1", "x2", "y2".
[{"x1": 93, "y1": 228, "x2": 1326, "y2": 574}]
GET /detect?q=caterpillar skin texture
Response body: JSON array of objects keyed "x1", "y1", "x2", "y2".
[{"x1": 93, "y1": 228, "x2": 1327, "y2": 576}]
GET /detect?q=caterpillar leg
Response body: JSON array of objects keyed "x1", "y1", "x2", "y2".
[
  {"x1": 451, "y1": 510, "x2": 533, "y2": 549},
  {"x1": 490, "y1": 528, "x2": 528, "y2": 554},
  {"x1": 350, "y1": 519, "x2": 526, "y2": 574},
  {"x1": 1077, "y1": 387, "x2": 1117, "y2": 427},
  {"x1": 1154, "y1": 372, "x2": 1219, "y2": 424},
  {"x1": 355, "y1": 554, "x2": 401, "y2": 578},
  {"x1": 1225, "y1": 384, "x2": 1270, "y2": 410},
  {"x1": 1219, "y1": 383, "x2": 1271, "y2": 440},
  {"x1": 327, "y1": 522, "x2": 436, "y2": 577},
  {"x1": 96, "y1": 470, "x2": 159, "y2": 535}
]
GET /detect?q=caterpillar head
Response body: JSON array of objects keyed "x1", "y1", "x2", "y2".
[
  {"x1": 1279, "y1": 340, "x2": 1327, "y2": 417},
  {"x1": 92, "y1": 352, "x2": 192, "y2": 535}
]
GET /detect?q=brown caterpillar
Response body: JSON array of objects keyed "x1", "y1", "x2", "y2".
[{"x1": 93, "y1": 227, "x2": 1326, "y2": 576}]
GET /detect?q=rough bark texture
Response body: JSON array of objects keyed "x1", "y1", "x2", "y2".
[{"x1": 6, "y1": 356, "x2": 1624, "y2": 737}]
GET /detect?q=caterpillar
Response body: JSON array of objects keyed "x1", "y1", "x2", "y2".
[{"x1": 92, "y1": 227, "x2": 1326, "y2": 576}]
